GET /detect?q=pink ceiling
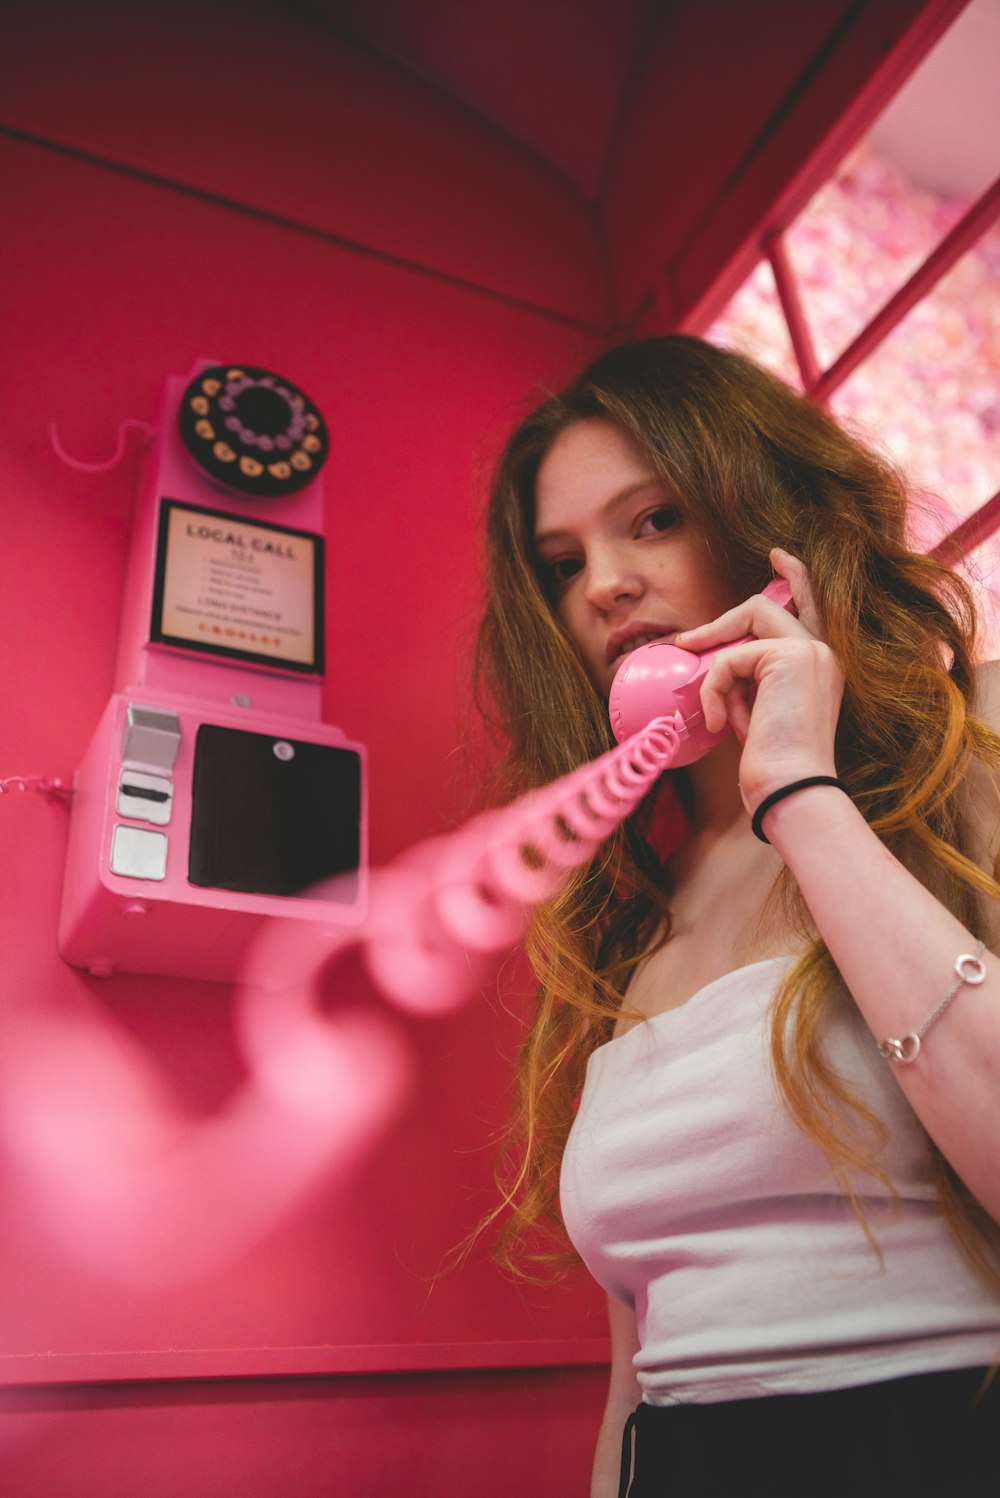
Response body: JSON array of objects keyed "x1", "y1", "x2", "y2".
[
  {"x1": 301, "y1": 0, "x2": 660, "y2": 197},
  {"x1": 300, "y1": 1, "x2": 998, "y2": 205}
]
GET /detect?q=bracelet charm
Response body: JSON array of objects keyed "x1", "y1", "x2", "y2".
[
  {"x1": 879, "y1": 1032, "x2": 922, "y2": 1064},
  {"x1": 878, "y1": 942, "x2": 987, "y2": 1065}
]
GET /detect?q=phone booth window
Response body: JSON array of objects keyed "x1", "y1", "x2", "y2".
[{"x1": 696, "y1": 0, "x2": 1000, "y2": 650}]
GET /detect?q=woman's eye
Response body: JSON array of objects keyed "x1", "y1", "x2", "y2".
[
  {"x1": 543, "y1": 556, "x2": 583, "y2": 589},
  {"x1": 638, "y1": 505, "x2": 679, "y2": 536}
]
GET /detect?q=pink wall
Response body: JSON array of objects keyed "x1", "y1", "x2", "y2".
[{"x1": 0, "y1": 1369, "x2": 608, "y2": 1498}]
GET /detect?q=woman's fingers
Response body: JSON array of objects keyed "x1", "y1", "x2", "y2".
[
  {"x1": 726, "y1": 678, "x2": 753, "y2": 743},
  {"x1": 771, "y1": 548, "x2": 822, "y2": 637},
  {"x1": 700, "y1": 635, "x2": 844, "y2": 811},
  {"x1": 675, "y1": 549, "x2": 821, "y2": 653},
  {"x1": 700, "y1": 640, "x2": 772, "y2": 732},
  {"x1": 674, "y1": 591, "x2": 807, "y2": 653},
  {"x1": 700, "y1": 637, "x2": 843, "y2": 729}
]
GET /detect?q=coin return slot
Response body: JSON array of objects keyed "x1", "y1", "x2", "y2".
[{"x1": 118, "y1": 769, "x2": 174, "y2": 826}]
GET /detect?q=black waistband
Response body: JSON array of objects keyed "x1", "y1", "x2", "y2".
[{"x1": 618, "y1": 1366, "x2": 997, "y2": 1498}]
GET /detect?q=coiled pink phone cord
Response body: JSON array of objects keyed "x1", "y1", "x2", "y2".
[{"x1": 356, "y1": 714, "x2": 682, "y2": 1014}]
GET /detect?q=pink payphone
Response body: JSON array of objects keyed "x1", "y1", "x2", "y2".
[{"x1": 58, "y1": 362, "x2": 366, "y2": 983}]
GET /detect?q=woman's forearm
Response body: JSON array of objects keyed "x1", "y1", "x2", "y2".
[{"x1": 764, "y1": 782, "x2": 1000, "y2": 1221}]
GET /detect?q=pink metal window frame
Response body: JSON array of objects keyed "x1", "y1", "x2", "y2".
[{"x1": 763, "y1": 171, "x2": 1000, "y2": 566}]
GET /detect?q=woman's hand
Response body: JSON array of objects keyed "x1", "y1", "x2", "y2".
[{"x1": 673, "y1": 548, "x2": 845, "y2": 816}]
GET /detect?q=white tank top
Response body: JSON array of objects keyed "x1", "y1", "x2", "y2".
[{"x1": 560, "y1": 956, "x2": 1000, "y2": 1404}]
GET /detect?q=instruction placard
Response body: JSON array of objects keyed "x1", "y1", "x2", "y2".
[{"x1": 151, "y1": 499, "x2": 324, "y2": 674}]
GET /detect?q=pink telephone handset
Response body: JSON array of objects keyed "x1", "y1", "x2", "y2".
[{"x1": 608, "y1": 576, "x2": 795, "y2": 764}]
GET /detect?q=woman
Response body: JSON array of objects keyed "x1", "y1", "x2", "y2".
[{"x1": 475, "y1": 337, "x2": 1000, "y2": 1496}]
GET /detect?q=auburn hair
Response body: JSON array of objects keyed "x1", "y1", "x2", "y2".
[{"x1": 474, "y1": 334, "x2": 1000, "y2": 1286}]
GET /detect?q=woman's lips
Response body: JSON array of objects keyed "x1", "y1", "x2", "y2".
[{"x1": 606, "y1": 627, "x2": 678, "y2": 666}]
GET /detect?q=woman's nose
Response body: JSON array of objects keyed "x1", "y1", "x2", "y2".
[{"x1": 584, "y1": 548, "x2": 643, "y2": 611}]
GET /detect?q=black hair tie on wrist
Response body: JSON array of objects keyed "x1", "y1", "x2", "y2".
[{"x1": 751, "y1": 776, "x2": 846, "y2": 844}]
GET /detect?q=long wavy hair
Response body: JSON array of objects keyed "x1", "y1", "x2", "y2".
[{"x1": 475, "y1": 334, "x2": 1000, "y2": 1286}]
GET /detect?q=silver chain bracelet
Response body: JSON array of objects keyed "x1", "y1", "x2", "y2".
[{"x1": 878, "y1": 940, "x2": 987, "y2": 1064}]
